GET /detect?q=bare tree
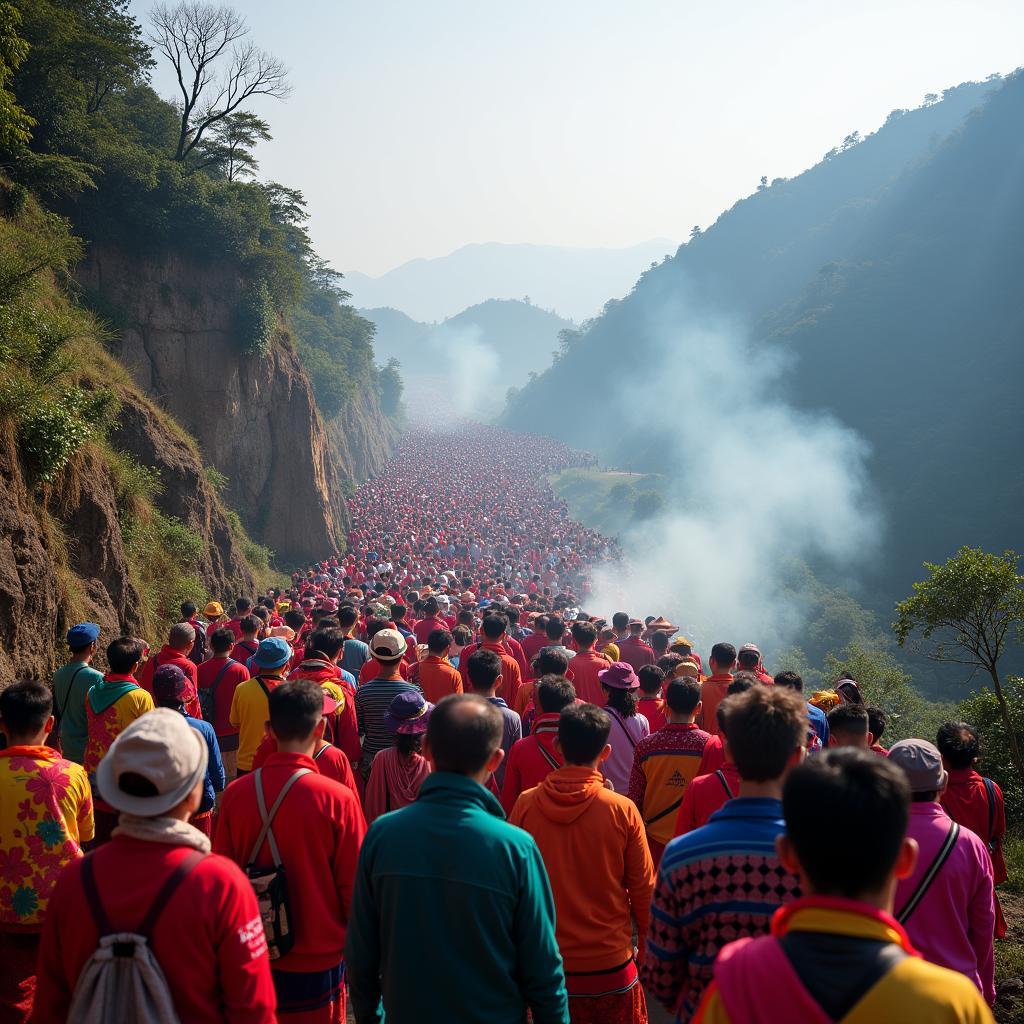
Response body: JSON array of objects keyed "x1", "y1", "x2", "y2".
[{"x1": 149, "y1": 2, "x2": 290, "y2": 162}]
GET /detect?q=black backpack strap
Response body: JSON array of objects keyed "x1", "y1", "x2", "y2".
[
  {"x1": 646, "y1": 796, "x2": 685, "y2": 828},
  {"x1": 715, "y1": 769, "x2": 734, "y2": 799},
  {"x1": 209, "y1": 658, "x2": 236, "y2": 695},
  {"x1": 536, "y1": 740, "x2": 561, "y2": 771},
  {"x1": 80, "y1": 855, "x2": 113, "y2": 937},
  {"x1": 897, "y1": 821, "x2": 959, "y2": 924},
  {"x1": 137, "y1": 851, "x2": 205, "y2": 938},
  {"x1": 608, "y1": 708, "x2": 638, "y2": 749},
  {"x1": 256, "y1": 677, "x2": 271, "y2": 701},
  {"x1": 983, "y1": 777, "x2": 997, "y2": 839},
  {"x1": 81, "y1": 850, "x2": 203, "y2": 939}
]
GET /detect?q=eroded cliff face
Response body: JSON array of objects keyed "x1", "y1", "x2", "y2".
[
  {"x1": 327, "y1": 384, "x2": 398, "y2": 486},
  {"x1": 0, "y1": 384, "x2": 255, "y2": 679},
  {"x1": 77, "y1": 246, "x2": 352, "y2": 565}
]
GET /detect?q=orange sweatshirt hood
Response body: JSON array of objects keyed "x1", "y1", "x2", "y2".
[{"x1": 533, "y1": 765, "x2": 605, "y2": 824}]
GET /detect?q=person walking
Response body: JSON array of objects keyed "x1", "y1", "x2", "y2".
[
  {"x1": 363, "y1": 692, "x2": 433, "y2": 821},
  {"x1": 598, "y1": 662, "x2": 649, "y2": 794},
  {"x1": 346, "y1": 694, "x2": 569, "y2": 1024},
  {"x1": 50, "y1": 622, "x2": 103, "y2": 765}
]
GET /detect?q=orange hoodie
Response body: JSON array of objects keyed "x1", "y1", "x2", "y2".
[{"x1": 509, "y1": 765, "x2": 655, "y2": 972}]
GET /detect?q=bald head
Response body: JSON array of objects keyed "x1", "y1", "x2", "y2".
[
  {"x1": 427, "y1": 694, "x2": 503, "y2": 775},
  {"x1": 169, "y1": 622, "x2": 196, "y2": 650}
]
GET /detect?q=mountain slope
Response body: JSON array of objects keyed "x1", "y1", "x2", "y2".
[
  {"x1": 501, "y1": 74, "x2": 1022, "y2": 616},
  {"x1": 346, "y1": 239, "x2": 674, "y2": 322}
]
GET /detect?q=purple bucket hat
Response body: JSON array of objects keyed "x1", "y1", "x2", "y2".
[{"x1": 383, "y1": 691, "x2": 434, "y2": 735}]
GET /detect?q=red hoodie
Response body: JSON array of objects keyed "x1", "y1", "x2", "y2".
[
  {"x1": 137, "y1": 646, "x2": 202, "y2": 718},
  {"x1": 500, "y1": 713, "x2": 563, "y2": 814},
  {"x1": 288, "y1": 658, "x2": 361, "y2": 765}
]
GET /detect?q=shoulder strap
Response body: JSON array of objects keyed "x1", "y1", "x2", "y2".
[
  {"x1": 209, "y1": 658, "x2": 236, "y2": 694},
  {"x1": 608, "y1": 707, "x2": 638, "y2": 749},
  {"x1": 58, "y1": 665, "x2": 88, "y2": 720},
  {"x1": 983, "y1": 777, "x2": 997, "y2": 838},
  {"x1": 536, "y1": 741, "x2": 561, "y2": 772},
  {"x1": 646, "y1": 796, "x2": 686, "y2": 827},
  {"x1": 248, "y1": 767, "x2": 312, "y2": 866},
  {"x1": 256, "y1": 677, "x2": 271, "y2": 701},
  {"x1": 313, "y1": 743, "x2": 329, "y2": 760},
  {"x1": 896, "y1": 821, "x2": 960, "y2": 924},
  {"x1": 82, "y1": 850, "x2": 203, "y2": 939},
  {"x1": 715, "y1": 769, "x2": 734, "y2": 799}
]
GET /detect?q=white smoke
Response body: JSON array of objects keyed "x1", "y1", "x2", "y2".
[{"x1": 585, "y1": 298, "x2": 880, "y2": 659}]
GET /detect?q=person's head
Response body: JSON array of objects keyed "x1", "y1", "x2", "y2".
[
  {"x1": 887, "y1": 738, "x2": 948, "y2": 802},
  {"x1": 423, "y1": 597, "x2": 439, "y2": 617},
  {"x1": 664, "y1": 678, "x2": 702, "y2": 722},
  {"x1": 628, "y1": 619, "x2": 644, "y2": 636},
  {"x1": 0, "y1": 680, "x2": 53, "y2": 744},
  {"x1": 727, "y1": 675, "x2": 755, "y2": 697},
  {"x1": 481, "y1": 614, "x2": 507, "y2": 641},
  {"x1": 723, "y1": 685, "x2": 806, "y2": 782},
  {"x1": 533, "y1": 648, "x2": 570, "y2": 679},
  {"x1": 536, "y1": 674, "x2": 576, "y2": 715},
  {"x1": 107, "y1": 636, "x2": 146, "y2": 676},
  {"x1": 466, "y1": 648, "x2": 502, "y2": 695},
  {"x1": 827, "y1": 705, "x2": 871, "y2": 749},
  {"x1": 557, "y1": 703, "x2": 611, "y2": 767},
  {"x1": 268, "y1": 679, "x2": 325, "y2": 752},
  {"x1": 338, "y1": 606, "x2": 359, "y2": 631},
  {"x1": 168, "y1": 621, "x2": 196, "y2": 653},
  {"x1": 612, "y1": 611, "x2": 629, "y2": 634},
  {"x1": 452, "y1": 624, "x2": 473, "y2": 648},
  {"x1": 235, "y1": 597, "x2": 252, "y2": 615},
  {"x1": 637, "y1": 664, "x2": 665, "y2": 696},
  {"x1": 779, "y1": 748, "x2": 915, "y2": 905},
  {"x1": 865, "y1": 706, "x2": 887, "y2": 746},
  {"x1": 152, "y1": 664, "x2": 195, "y2": 712},
  {"x1": 426, "y1": 694, "x2": 503, "y2": 779},
  {"x1": 284, "y1": 608, "x2": 306, "y2": 633},
  {"x1": 239, "y1": 614, "x2": 260, "y2": 639},
  {"x1": 180, "y1": 601, "x2": 197, "y2": 620},
  {"x1": 391, "y1": 604, "x2": 407, "y2": 624},
  {"x1": 369, "y1": 629, "x2": 408, "y2": 668},
  {"x1": 570, "y1": 619, "x2": 597, "y2": 650},
  {"x1": 203, "y1": 601, "x2": 224, "y2": 621},
  {"x1": 251, "y1": 636, "x2": 293, "y2": 675},
  {"x1": 209, "y1": 626, "x2": 235, "y2": 656},
  {"x1": 66, "y1": 622, "x2": 100, "y2": 660},
  {"x1": 96, "y1": 708, "x2": 207, "y2": 823},
  {"x1": 774, "y1": 670, "x2": 803, "y2": 692},
  {"x1": 709, "y1": 642, "x2": 737, "y2": 674},
  {"x1": 737, "y1": 643, "x2": 762, "y2": 672},
  {"x1": 650, "y1": 631, "x2": 671, "y2": 656},
  {"x1": 936, "y1": 721, "x2": 981, "y2": 771},
  {"x1": 309, "y1": 627, "x2": 345, "y2": 661},
  {"x1": 427, "y1": 628, "x2": 453, "y2": 655},
  {"x1": 835, "y1": 678, "x2": 864, "y2": 705},
  {"x1": 599, "y1": 661, "x2": 639, "y2": 716},
  {"x1": 545, "y1": 615, "x2": 565, "y2": 642}
]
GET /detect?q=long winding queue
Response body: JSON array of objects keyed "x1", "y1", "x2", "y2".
[{"x1": 1, "y1": 429, "x2": 1005, "y2": 1024}]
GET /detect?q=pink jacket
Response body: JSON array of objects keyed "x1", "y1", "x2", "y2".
[{"x1": 893, "y1": 802, "x2": 995, "y2": 1003}]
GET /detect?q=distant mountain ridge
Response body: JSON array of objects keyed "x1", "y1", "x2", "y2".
[{"x1": 345, "y1": 239, "x2": 675, "y2": 322}]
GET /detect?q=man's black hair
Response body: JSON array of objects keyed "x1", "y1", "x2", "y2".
[
  {"x1": 737, "y1": 648, "x2": 760, "y2": 670},
  {"x1": 534, "y1": 648, "x2": 570, "y2": 678},
  {"x1": 665, "y1": 678, "x2": 701, "y2": 715},
  {"x1": 269, "y1": 680, "x2": 323, "y2": 742},
  {"x1": 774, "y1": 670, "x2": 803, "y2": 692},
  {"x1": 0, "y1": 680, "x2": 53, "y2": 738},
  {"x1": 180, "y1": 601, "x2": 197, "y2": 619},
  {"x1": 865, "y1": 705, "x2": 887, "y2": 744},
  {"x1": 545, "y1": 616, "x2": 565, "y2": 642},
  {"x1": 783, "y1": 748, "x2": 910, "y2": 899},
  {"x1": 427, "y1": 628, "x2": 453, "y2": 654},
  {"x1": 710, "y1": 642, "x2": 737, "y2": 668},
  {"x1": 209, "y1": 626, "x2": 235, "y2": 654},
  {"x1": 570, "y1": 620, "x2": 597, "y2": 647},
  {"x1": 637, "y1": 664, "x2": 665, "y2": 695},
  {"x1": 559, "y1": 703, "x2": 611, "y2": 765},
  {"x1": 309, "y1": 628, "x2": 346, "y2": 660},
  {"x1": 239, "y1": 614, "x2": 261, "y2": 635},
  {"x1": 427, "y1": 694, "x2": 503, "y2": 775},
  {"x1": 827, "y1": 704, "x2": 869, "y2": 736},
  {"x1": 481, "y1": 615, "x2": 507, "y2": 640},
  {"x1": 107, "y1": 636, "x2": 146, "y2": 675},
  {"x1": 466, "y1": 649, "x2": 502, "y2": 692},
  {"x1": 936, "y1": 721, "x2": 981, "y2": 770},
  {"x1": 536, "y1": 675, "x2": 576, "y2": 714}
]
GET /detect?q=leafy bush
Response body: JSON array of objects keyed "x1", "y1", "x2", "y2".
[
  {"x1": 235, "y1": 279, "x2": 276, "y2": 357},
  {"x1": 17, "y1": 389, "x2": 107, "y2": 481}
]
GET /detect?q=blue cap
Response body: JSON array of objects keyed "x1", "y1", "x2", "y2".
[
  {"x1": 252, "y1": 636, "x2": 292, "y2": 670},
  {"x1": 67, "y1": 622, "x2": 100, "y2": 647}
]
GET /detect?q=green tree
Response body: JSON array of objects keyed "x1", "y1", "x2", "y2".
[
  {"x1": 192, "y1": 109, "x2": 270, "y2": 180},
  {"x1": 894, "y1": 546, "x2": 1024, "y2": 783},
  {"x1": 632, "y1": 489, "x2": 665, "y2": 521},
  {"x1": 377, "y1": 357, "x2": 403, "y2": 419},
  {"x1": 0, "y1": 3, "x2": 33, "y2": 149},
  {"x1": 149, "y1": 2, "x2": 289, "y2": 162}
]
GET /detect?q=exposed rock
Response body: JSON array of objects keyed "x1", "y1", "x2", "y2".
[{"x1": 77, "y1": 246, "x2": 353, "y2": 564}]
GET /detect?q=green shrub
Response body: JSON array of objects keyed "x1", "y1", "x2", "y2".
[
  {"x1": 235, "y1": 279, "x2": 275, "y2": 357},
  {"x1": 203, "y1": 464, "x2": 228, "y2": 493},
  {"x1": 18, "y1": 387, "x2": 113, "y2": 482}
]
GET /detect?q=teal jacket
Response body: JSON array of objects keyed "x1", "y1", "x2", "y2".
[{"x1": 345, "y1": 772, "x2": 569, "y2": 1024}]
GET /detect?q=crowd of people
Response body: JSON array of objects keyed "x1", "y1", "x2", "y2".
[{"x1": 0, "y1": 428, "x2": 1010, "y2": 1024}]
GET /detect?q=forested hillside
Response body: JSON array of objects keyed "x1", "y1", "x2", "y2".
[{"x1": 503, "y1": 74, "x2": 1024, "y2": 631}]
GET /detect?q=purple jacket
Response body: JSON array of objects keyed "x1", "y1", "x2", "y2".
[{"x1": 894, "y1": 802, "x2": 995, "y2": 1003}]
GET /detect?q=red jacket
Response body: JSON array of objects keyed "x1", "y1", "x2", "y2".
[
  {"x1": 252, "y1": 739, "x2": 360, "y2": 798},
  {"x1": 697, "y1": 734, "x2": 726, "y2": 775},
  {"x1": 615, "y1": 636, "x2": 655, "y2": 672},
  {"x1": 459, "y1": 642, "x2": 523, "y2": 708},
  {"x1": 941, "y1": 767, "x2": 1007, "y2": 884},
  {"x1": 214, "y1": 752, "x2": 366, "y2": 972},
  {"x1": 288, "y1": 659, "x2": 361, "y2": 764},
  {"x1": 500, "y1": 713, "x2": 563, "y2": 814},
  {"x1": 33, "y1": 836, "x2": 275, "y2": 1024},
  {"x1": 137, "y1": 646, "x2": 202, "y2": 718},
  {"x1": 674, "y1": 761, "x2": 740, "y2": 836},
  {"x1": 229, "y1": 639, "x2": 260, "y2": 666},
  {"x1": 637, "y1": 696, "x2": 667, "y2": 733},
  {"x1": 196, "y1": 656, "x2": 250, "y2": 737}
]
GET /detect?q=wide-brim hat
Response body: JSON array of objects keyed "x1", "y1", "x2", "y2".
[
  {"x1": 383, "y1": 691, "x2": 433, "y2": 735},
  {"x1": 598, "y1": 661, "x2": 640, "y2": 690},
  {"x1": 252, "y1": 637, "x2": 292, "y2": 670},
  {"x1": 647, "y1": 617, "x2": 679, "y2": 634},
  {"x1": 203, "y1": 601, "x2": 224, "y2": 618},
  {"x1": 97, "y1": 708, "x2": 208, "y2": 817}
]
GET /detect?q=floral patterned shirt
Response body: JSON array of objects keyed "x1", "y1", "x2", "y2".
[{"x1": 0, "y1": 745, "x2": 94, "y2": 930}]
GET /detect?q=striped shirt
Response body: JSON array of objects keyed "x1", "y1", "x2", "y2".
[
  {"x1": 641, "y1": 797, "x2": 801, "y2": 1022},
  {"x1": 354, "y1": 677, "x2": 421, "y2": 772}
]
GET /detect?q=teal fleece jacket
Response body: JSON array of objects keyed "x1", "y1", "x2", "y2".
[{"x1": 345, "y1": 772, "x2": 569, "y2": 1024}]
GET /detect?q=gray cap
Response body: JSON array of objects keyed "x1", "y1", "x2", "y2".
[{"x1": 887, "y1": 738, "x2": 947, "y2": 794}]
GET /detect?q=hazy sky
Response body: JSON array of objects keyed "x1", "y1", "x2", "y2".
[{"x1": 132, "y1": 1, "x2": 1023, "y2": 276}]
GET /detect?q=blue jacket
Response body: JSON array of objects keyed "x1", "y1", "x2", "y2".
[
  {"x1": 184, "y1": 714, "x2": 226, "y2": 812},
  {"x1": 345, "y1": 772, "x2": 568, "y2": 1024}
]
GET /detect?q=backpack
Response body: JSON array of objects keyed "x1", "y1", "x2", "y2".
[
  {"x1": 245, "y1": 767, "x2": 311, "y2": 961},
  {"x1": 67, "y1": 850, "x2": 203, "y2": 1024},
  {"x1": 198, "y1": 659, "x2": 237, "y2": 724},
  {"x1": 188, "y1": 621, "x2": 208, "y2": 666}
]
